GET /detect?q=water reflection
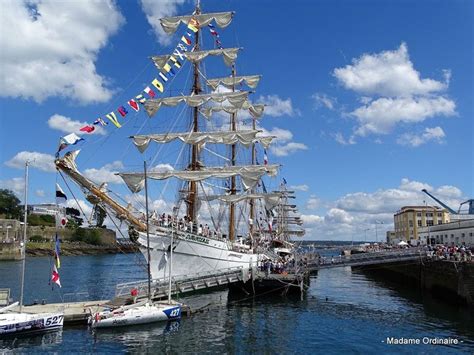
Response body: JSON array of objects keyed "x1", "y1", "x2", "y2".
[{"x1": 0, "y1": 329, "x2": 63, "y2": 352}]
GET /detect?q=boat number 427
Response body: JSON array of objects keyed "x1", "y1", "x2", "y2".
[
  {"x1": 45, "y1": 315, "x2": 63, "y2": 326},
  {"x1": 169, "y1": 309, "x2": 180, "y2": 318}
]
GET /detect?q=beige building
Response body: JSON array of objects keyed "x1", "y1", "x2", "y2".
[
  {"x1": 386, "y1": 231, "x2": 396, "y2": 244},
  {"x1": 394, "y1": 206, "x2": 450, "y2": 244}
]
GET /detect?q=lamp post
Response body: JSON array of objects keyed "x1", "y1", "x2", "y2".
[
  {"x1": 375, "y1": 221, "x2": 384, "y2": 243},
  {"x1": 364, "y1": 228, "x2": 370, "y2": 243}
]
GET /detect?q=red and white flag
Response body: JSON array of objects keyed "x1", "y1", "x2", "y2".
[
  {"x1": 144, "y1": 86, "x2": 156, "y2": 98},
  {"x1": 128, "y1": 99, "x2": 140, "y2": 112},
  {"x1": 79, "y1": 125, "x2": 95, "y2": 133},
  {"x1": 263, "y1": 149, "x2": 268, "y2": 165},
  {"x1": 51, "y1": 265, "x2": 61, "y2": 288}
]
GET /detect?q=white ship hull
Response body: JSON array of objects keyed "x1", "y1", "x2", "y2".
[
  {"x1": 0, "y1": 312, "x2": 63, "y2": 337},
  {"x1": 137, "y1": 227, "x2": 260, "y2": 279},
  {"x1": 90, "y1": 302, "x2": 181, "y2": 328}
]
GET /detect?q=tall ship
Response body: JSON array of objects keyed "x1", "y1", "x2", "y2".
[{"x1": 55, "y1": 2, "x2": 305, "y2": 279}]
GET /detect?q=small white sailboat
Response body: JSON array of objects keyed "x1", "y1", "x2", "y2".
[
  {"x1": 90, "y1": 162, "x2": 181, "y2": 329},
  {"x1": 0, "y1": 162, "x2": 64, "y2": 338}
]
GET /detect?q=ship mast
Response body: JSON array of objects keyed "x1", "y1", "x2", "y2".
[
  {"x1": 187, "y1": 2, "x2": 202, "y2": 223},
  {"x1": 249, "y1": 108, "x2": 256, "y2": 239},
  {"x1": 229, "y1": 64, "x2": 237, "y2": 242}
]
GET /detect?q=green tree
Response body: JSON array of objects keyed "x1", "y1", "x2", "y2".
[
  {"x1": 0, "y1": 189, "x2": 22, "y2": 219},
  {"x1": 93, "y1": 205, "x2": 107, "y2": 228}
]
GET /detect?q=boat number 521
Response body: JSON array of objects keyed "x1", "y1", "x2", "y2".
[{"x1": 45, "y1": 315, "x2": 63, "y2": 326}]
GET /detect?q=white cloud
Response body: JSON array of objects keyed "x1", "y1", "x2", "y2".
[
  {"x1": 301, "y1": 214, "x2": 324, "y2": 226},
  {"x1": 353, "y1": 97, "x2": 455, "y2": 136},
  {"x1": 300, "y1": 178, "x2": 467, "y2": 241},
  {"x1": 0, "y1": 0, "x2": 124, "y2": 103},
  {"x1": 66, "y1": 199, "x2": 93, "y2": 221},
  {"x1": 396, "y1": 126, "x2": 446, "y2": 147},
  {"x1": 326, "y1": 208, "x2": 354, "y2": 224},
  {"x1": 5, "y1": 151, "x2": 56, "y2": 172},
  {"x1": 84, "y1": 161, "x2": 124, "y2": 185},
  {"x1": 290, "y1": 184, "x2": 309, "y2": 192},
  {"x1": 47, "y1": 114, "x2": 106, "y2": 135},
  {"x1": 332, "y1": 43, "x2": 456, "y2": 141},
  {"x1": 270, "y1": 142, "x2": 308, "y2": 157},
  {"x1": 306, "y1": 195, "x2": 320, "y2": 209},
  {"x1": 139, "y1": 0, "x2": 186, "y2": 46},
  {"x1": 151, "y1": 163, "x2": 174, "y2": 173},
  {"x1": 399, "y1": 178, "x2": 432, "y2": 192},
  {"x1": 35, "y1": 189, "x2": 45, "y2": 198},
  {"x1": 259, "y1": 127, "x2": 293, "y2": 143},
  {"x1": 334, "y1": 132, "x2": 356, "y2": 145},
  {"x1": 312, "y1": 93, "x2": 336, "y2": 110},
  {"x1": 0, "y1": 178, "x2": 25, "y2": 198},
  {"x1": 258, "y1": 127, "x2": 307, "y2": 157},
  {"x1": 334, "y1": 43, "x2": 448, "y2": 97},
  {"x1": 258, "y1": 95, "x2": 300, "y2": 117}
]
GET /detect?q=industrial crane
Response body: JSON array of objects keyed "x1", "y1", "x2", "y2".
[{"x1": 421, "y1": 189, "x2": 474, "y2": 215}]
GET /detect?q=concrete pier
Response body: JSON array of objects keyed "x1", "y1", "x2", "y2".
[{"x1": 355, "y1": 259, "x2": 474, "y2": 305}]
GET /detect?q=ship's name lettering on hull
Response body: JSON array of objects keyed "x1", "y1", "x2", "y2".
[{"x1": 183, "y1": 234, "x2": 210, "y2": 245}]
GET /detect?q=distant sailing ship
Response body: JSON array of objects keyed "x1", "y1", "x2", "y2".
[{"x1": 55, "y1": 2, "x2": 305, "y2": 280}]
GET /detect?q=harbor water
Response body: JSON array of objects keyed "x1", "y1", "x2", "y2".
[{"x1": 1, "y1": 253, "x2": 473, "y2": 353}]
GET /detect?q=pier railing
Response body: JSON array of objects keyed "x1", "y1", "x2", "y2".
[
  {"x1": 115, "y1": 266, "x2": 250, "y2": 300},
  {"x1": 307, "y1": 249, "x2": 428, "y2": 270}
]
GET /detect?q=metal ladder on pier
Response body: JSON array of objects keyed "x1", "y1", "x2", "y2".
[{"x1": 114, "y1": 266, "x2": 251, "y2": 302}]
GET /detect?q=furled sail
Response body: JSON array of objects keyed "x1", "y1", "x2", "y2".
[
  {"x1": 144, "y1": 91, "x2": 250, "y2": 117},
  {"x1": 151, "y1": 48, "x2": 241, "y2": 70},
  {"x1": 131, "y1": 130, "x2": 274, "y2": 153},
  {"x1": 118, "y1": 164, "x2": 279, "y2": 193},
  {"x1": 206, "y1": 75, "x2": 261, "y2": 90},
  {"x1": 200, "y1": 103, "x2": 265, "y2": 119},
  {"x1": 160, "y1": 12, "x2": 234, "y2": 34},
  {"x1": 186, "y1": 48, "x2": 240, "y2": 67}
]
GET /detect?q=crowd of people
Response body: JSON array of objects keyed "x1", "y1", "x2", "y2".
[
  {"x1": 258, "y1": 257, "x2": 303, "y2": 275},
  {"x1": 151, "y1": 213, "x2": 223, "y2": 239},
  {"x1": 426, "y1": 244, "x2": 473, "y2": 262}
]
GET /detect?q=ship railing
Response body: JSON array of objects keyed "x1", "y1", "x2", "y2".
[{"x1": 114, "y1": 266, "x2": 246, "y2": 299}]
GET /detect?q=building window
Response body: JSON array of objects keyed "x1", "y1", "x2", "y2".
[
  {"x1": 417, "y1": 212, "x2": 421, "y2": 217},
  {"x1": 437, "y1": 212, "x2": 442, "y2": 217},
  {"x1": 409, "y1": 220, "x2": 413, "y2": 227},
  {"x1": 437, "y1": 220, "x2": 442, "y2": 225},
  {"x1": 426, "y1": 220, "x2": 434, "y2": 226},
  {"x1": 417, "y1": 220, "x2": 422, "y2": 227},
  {"x1": 426, "y1": 213, "x2": 433, "y2": 217}
]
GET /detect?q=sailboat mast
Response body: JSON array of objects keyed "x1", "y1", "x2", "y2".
[
  {"x1": 229, "y1": 64, "x2": 237, "y2": 242},
  {"x1": 144, "y1": 161, "x2": 151, "y2": 299},
  {"x1": 19, "y1": 161, "x2": 29, "y2": 313},
  {"x1": 249, "y1": 115, "x2": 256, "y2": 239},
  {"x1": 187, "y1": 3, "x2": 202, "y2": 223}
]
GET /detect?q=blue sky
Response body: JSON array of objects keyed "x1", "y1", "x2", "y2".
[{"x1": 0, "y1": 0, "x2": 472, "y2": 241}]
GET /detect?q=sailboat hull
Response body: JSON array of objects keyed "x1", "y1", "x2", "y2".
[
  {"x1": 91, "y1": 303, "x2": 181, "y2": 328},
  {"x1": 0, "y1": 312, "x2": 64, "y2": 337},
  {"x1": 137, "y1": 229, "x2": 259, "y2": 279}
]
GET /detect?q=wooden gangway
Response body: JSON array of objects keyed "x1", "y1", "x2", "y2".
[
  {"x1": 114, "y1": 266, "x2": 252, "y2": 302},
  {"x1": 307, "y1": 249, "x2": 428, "y2": 271}
]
